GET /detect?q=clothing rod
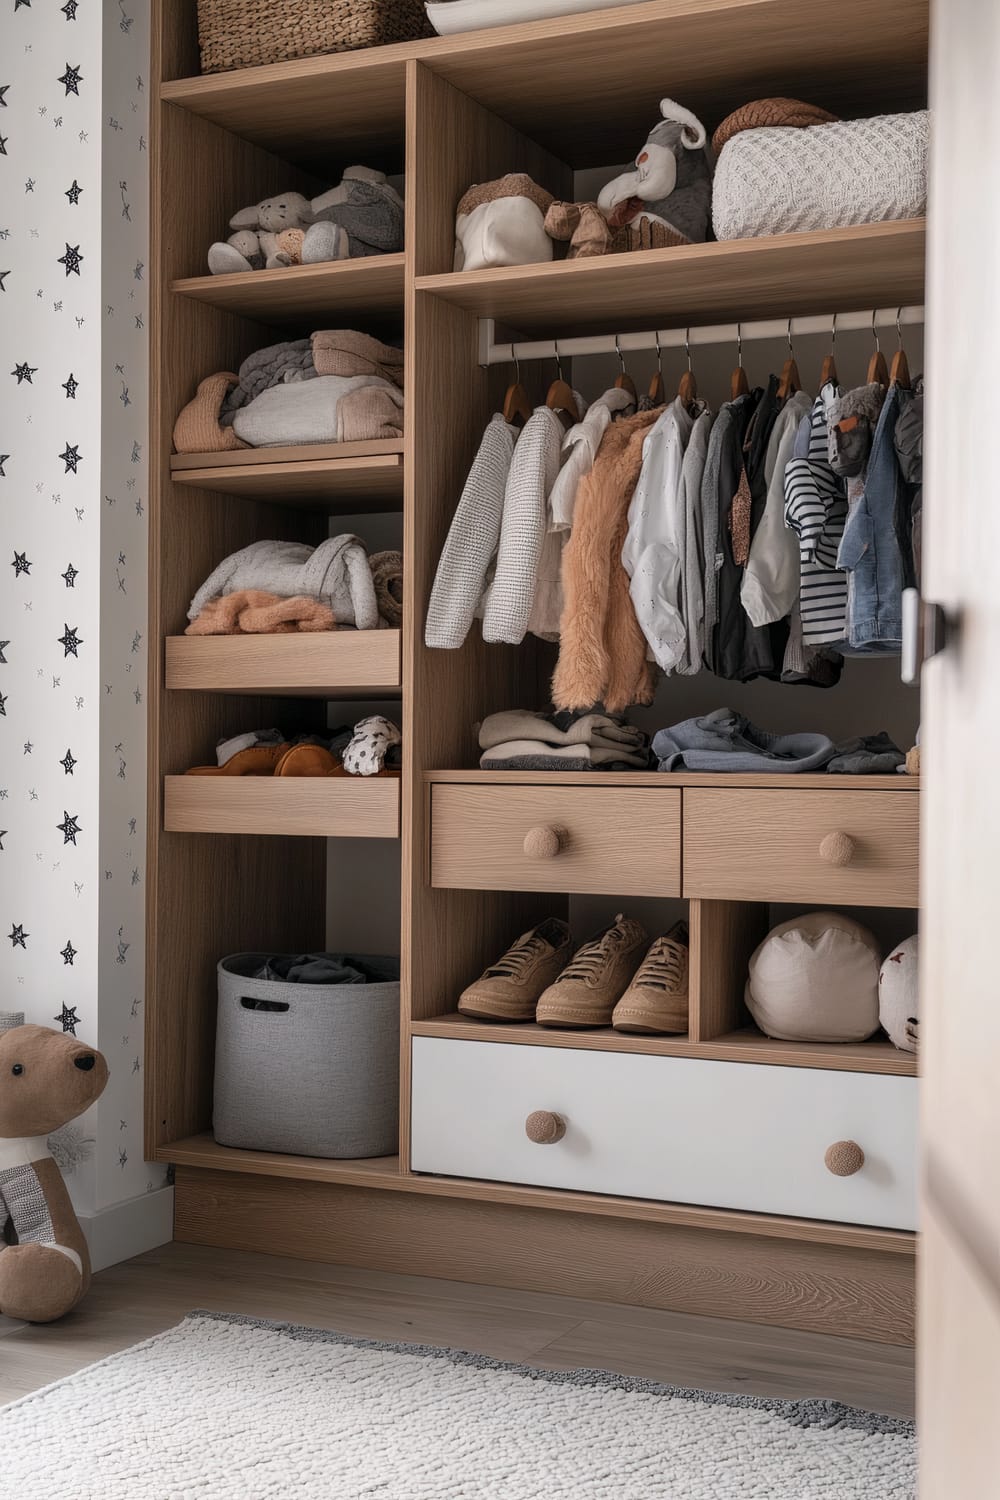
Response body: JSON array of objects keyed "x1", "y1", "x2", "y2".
[{"x1": 478, "y1": 306, "x2": 925, "y2": 366}]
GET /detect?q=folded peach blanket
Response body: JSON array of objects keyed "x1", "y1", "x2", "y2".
[
  {"x1": 185, "y1": 590, "x2": 336, "y2": 635},
  {"x1": 173, "y1": 372, "x2": 251, "y2": 454},
  {"x1": 312, "y1": 330, "x2": 404, "y2": 389}
]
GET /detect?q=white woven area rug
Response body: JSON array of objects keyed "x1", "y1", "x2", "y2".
[{"x1": 0, "y1": 1311, "x2": 916, "y2": 1499}]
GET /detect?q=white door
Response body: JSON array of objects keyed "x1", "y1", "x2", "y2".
[{"x1": 920, "y1": 3, "x2": 1000, "y2": 1490}]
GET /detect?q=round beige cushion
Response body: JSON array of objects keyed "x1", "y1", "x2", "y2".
[
  {"x1": 879, "y1": 933, "x2": 919, "y2": 1052},
  {"x1": 746, "y1": 912, "x2": 881, "y2": 1043}
]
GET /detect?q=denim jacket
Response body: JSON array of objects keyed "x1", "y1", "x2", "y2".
[{"x1": 836, "y1": 384, "x2": 906, "y2": 652}]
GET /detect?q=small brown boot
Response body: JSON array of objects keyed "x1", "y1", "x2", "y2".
[
  {"x1": 274, "y1": 744, "x2": 340, "y2": 776},
  {"x1": 612, "y1": 922, "x2": 689, "y2": 1034},
  {"x1": 536, "y1": 914, "x2": 648, "y2": 1028},
  {"x1": 458, "y1": 919, "x2": 573, "y2": 1022},
  {"x1": 185, "y1": 744, "x2": 289, "y2": 776}
]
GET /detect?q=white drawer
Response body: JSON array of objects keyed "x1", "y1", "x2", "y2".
[{"x1": 411, "y1": 1038, "x2": 917, "y2": 1230}]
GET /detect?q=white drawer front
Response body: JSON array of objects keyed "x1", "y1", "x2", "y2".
[{"x1": 411, "y1": 1038, "x2": 918, "y2": 1230}]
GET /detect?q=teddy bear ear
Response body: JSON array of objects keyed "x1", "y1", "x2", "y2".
[{"x1": 229, "y1": 205, "x2": 262, "y2": 230}]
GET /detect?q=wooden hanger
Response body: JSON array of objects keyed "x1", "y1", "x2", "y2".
[
  {"x1": 820, "y1": 313, "x2": 838, "y2": 387},
  {"x1": 730, "y1": 323, "x2": 750, "y2": 399},
  {"x1": 890, "y1": 308, "x2": 912, "y2": 389},
  {"x1": 677, "y1": 328, "x2": 698, "y2": 409},
  {"x1": 545, "y1": 344, "x2": 578, "y2": 430},
  {"x1": 648, "y1": 330, "x2": 665, "y2": 406},
  {"x1": 777, "y1": 317, "x2": 800, "y2": 399},
  {"x1": 502, "y1": 345, "x2": 532, "y2": 428},
  {"x1": 867, "y1": 312, "x2": 890, "y2": 386},
  {"x1": 614, "y1": 334, "x2": 638, "y2": 403}
]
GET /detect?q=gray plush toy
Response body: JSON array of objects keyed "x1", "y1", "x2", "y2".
[
  {"x1": 207, "y1": 168, "x2": 404, "y2": 276},
  {"x1": 597, "y1": 98, "x2": 713, "y2": 244}
]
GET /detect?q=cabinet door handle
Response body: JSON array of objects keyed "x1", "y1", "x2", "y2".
[
  {"x1": 819, "y1": 831, "x2": 856, "y2": 867},
  {"x1": 902, "y1": 587, "x2": 956, "y2": 685},
  {"x1": 824, "y1": 1140, "x2": 865, "y2": 1176},
  {"x1": 523, "y1": 825, "x2": 566, "y2": 859},
  {"x1": 525, "y1": 1110, "x2": 566, "y2": 1144}
]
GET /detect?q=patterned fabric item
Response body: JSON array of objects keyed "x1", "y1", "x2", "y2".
[
  {"x1": 712, "y1": 111, "x2": 928, "y2": 240},
  {"x1": 1, "y1": 1161, "x2": 56, "y2": 1246},
  {"x1": 783, "y1": 384, "x2": 849, "y2": 647}
]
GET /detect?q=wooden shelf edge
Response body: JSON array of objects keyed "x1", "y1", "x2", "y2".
[
  {"x1": 165, "y1": 630, "x2": 402, "y2": 697},
  {"x1": 424, "y1": 769, "x2": 918, "y2": 790},
  {"x1": 170, "y1": 254, "x2": 405, "y2": 307},
  {"x1": 171, "y1": 438, "x2": 404, "y2": 473},
  {"x1": 163, "y1": 774, "x2": 401, "y2": 839},
  {"x1": 156, "y1": 1133, "x2": 914, "y2": 1254},
  {"x1": 412, "y1": 1014, "x2": 918, "y2": 1076}
]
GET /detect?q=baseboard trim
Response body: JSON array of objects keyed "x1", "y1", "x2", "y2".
[{"x1": 80, "y1": 1185, "x2": 174, "y2": 1273}]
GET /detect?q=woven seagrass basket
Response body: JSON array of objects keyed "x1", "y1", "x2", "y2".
[{"x1": 197, "y1": 0, "x2": 434, "y2": 73}]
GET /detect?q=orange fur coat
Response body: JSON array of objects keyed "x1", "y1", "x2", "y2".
[{"x1": 552, "y1": 408, "x2": 659, "y2": 714}]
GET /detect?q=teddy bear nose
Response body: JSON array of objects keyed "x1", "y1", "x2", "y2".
[{"x1": 74, "y1": 1054, "x2": 96, "y2": 1072}]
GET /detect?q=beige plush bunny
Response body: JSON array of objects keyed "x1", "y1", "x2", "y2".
[{"x1": 207, "y1": 192, "x2": 314, "y2": 274}]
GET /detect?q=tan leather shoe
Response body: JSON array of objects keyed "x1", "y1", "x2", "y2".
[
  {"x1": 459, "y1": 919, "x2": 573, "y2": 1022},
  {"x1": 274, "y1": 744, "x2": 339, "y2": 776},
  {"x1": 185, "y1": 744, "x2": 289, "y2": 776},
  {"x1": 536, "y1": 914, "x2": 648, "y2": 1028},
  {"x1": 612, "y1": 922, "x2": 689, "y2": 1034}
]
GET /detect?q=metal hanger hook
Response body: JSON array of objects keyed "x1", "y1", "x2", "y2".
[
  {"x1": 895, "y1": 307, "x2": 904, "y2": 348},
  {"x1": 736, "y1": 322, "x2": 743, "y2": 369},
  {"x1": 685, "y1": 327, "x2": 692, "y2": 372},
  {"x1": 786, "y1": 317, "x2": 794, "y2": 357},
  {"x1": 615, "y1": 334, "x2": 627, "y2": 376},
  {"x1": 654, "y1": 329, "x2": 663, "y2": 375},
  {"x1": 510, "y1": 341, "x2": 520, "y2": 384},
  {"x1": 830, "y1": 312, "x2": 837, "y2": 349},
  {"x1": 871, "y1": 310, "x2": 881, "y2": 354},
  {"x1": 553, "y1": 338, "x2": 564, "y2": 382}
]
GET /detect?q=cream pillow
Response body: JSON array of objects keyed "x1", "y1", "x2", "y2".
[
  {"x1": 879, "y1": 934, "x2": 919, "y2": 1052},
  {"x1": 454, "y1": 174, "x2": 554, "y2": 272},
  {"x1": 746, "y1": 912, "x2": 881, "y2": 1043}
]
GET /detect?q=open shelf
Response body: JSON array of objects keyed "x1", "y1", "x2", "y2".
[
  {"x1": 412, "y1": 1013, "x2": 916, "y2": 1075},
  {"x1": 170, "y1": 439, "x2": 405, "y2": 507},
  {"x1": 156, "y1": 1132, "x2": 912, "y2": 1253},
  {"x1": 163, "y1": 774, "x2": 400, "y2": 838},
  {"x1": 171, "y1": 255, "x2": 406, "y2": 323},
  {"x1": 161, "y1": 0, "x2": 926, "y2": 168},
  {"x1": 165, "y1": 630, "x2": 402, "y2": 697},
  {"x1": 416, "y1": 222, "x2": 926, "y2": 337}
]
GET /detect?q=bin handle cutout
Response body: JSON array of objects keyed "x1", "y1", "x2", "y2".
[{"x1": 240, "y1": 996, "x2": 290, "y2": 1013}]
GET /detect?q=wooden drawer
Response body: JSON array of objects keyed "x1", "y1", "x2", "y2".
[
  {"x1": 411, "y1": 1037, "x2": 918, "y2": 1230},
  {"x1": 683, "y1": 788, "x2": 919, "y2": 907},
  {"x1": 163, "y1": 775, "x2": 400, "y2": 838},
  {"x1": 430, "y1": 785, "x2": 681, "y2": 895}
]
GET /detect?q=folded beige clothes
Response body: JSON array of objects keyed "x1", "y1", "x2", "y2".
[
  {"x1": 185, "y1": 590, "x2": 336, "y2": 635},
  {"x1": 477, "y1": 709, "x2": 647, "y2": 754},
  {"x1": 479, "y1": 739, "x2": 649, "y2": 770},
  {"x1": 311, "y1": 330, "x2": 404, "y2": 389},
  {"x1": 232, "y1": 376, "x2": 404, "y2": 447},
  {"x1": 370, "y1": 550, "x2": 403, "y2": 627},
  {"x1": 173, "y1": 372, "x2": 250, "y2": 454}
]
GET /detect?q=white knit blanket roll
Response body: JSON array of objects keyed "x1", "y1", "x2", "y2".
[{"x1": 712, "y1": 111, "x2": 929, "y2": 241}]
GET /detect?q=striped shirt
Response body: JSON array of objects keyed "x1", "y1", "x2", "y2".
[{"x1": 783, "y1": 384, "x2": 848, "y2": 646}]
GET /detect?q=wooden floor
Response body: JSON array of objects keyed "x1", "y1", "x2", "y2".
[{"x1": 0, "y1": 1241, "x2": 914, "y2": 1417}]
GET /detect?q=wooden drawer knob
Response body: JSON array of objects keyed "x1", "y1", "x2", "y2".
[
  {"x1": 819, "y1": 831, "x2": 856, "y2": 867},
  {"x1": 525, "y1": 1110, "x2": 566, "y2": 1144},
  {"x1": 523, "y1": 825, "x2": 566, "y2": 859},
  {"x1": 824, "y1": 1140, "x2": 865, "y2": 1177}
]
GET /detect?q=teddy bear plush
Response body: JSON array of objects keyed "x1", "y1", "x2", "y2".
[
  {"x1": 207, "y1": 169, "x2": 405, "y2": 276},
  {"x1": 597, "y1": 97, "x2": 713, "y2": 245},
  {"x1": 0, "y1": 1019, "x2": 109, "y2": 1323}
]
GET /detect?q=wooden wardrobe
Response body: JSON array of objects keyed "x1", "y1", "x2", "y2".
[{"x1": 147, "y1": 0, "x2": 927, "y2": 1348}]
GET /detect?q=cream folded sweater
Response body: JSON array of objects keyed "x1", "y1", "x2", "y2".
[{"x1": 232, "y1": 375, "x2": 403, "y2": 447}]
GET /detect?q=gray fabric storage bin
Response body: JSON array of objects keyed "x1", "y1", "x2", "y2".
[{"x1": 213, "y1": 953, "x2": 400, "y2": 1158}]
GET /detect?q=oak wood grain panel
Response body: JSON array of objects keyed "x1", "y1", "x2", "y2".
[
  {"x1": 171, "y1": 255, "x2": 405, "y2": 323},
  {"x1": 165, "y1": 631, "x2": 402, "y2": 696},
  {"x1": 171, "y1": 439, "x2": 405, "y2": 471},
  {"x1": 431, "y1": 784, "x2": 681, "y2": 895},
  {"x1": 408, "y1": 1016, "x2": 916, "y2": 1077},
  {"x1": 160, "y1": 1135, "x2": 915, "y2": 1254},
  {"x1": 425, "y1": 770, "x2": 918, "y2": 789},
  {"x1": 417, "y1": 222, "x2": 927, "y2": 337},
  {"x1": 147, "y1": 3, "x2": 328, "y2": 1157},
  {"x1": 163, "y1": 775, "x2": 400, "y2": 838},
  {"x1": 170, "y1": 458, "x2": 405, "y2": 508},
  {"x1": 684, "y1": 789, "x2": 920, "y2": 907},
  {"x1": 161, "y1": 0, "x2": 927, "y2": 168},
  {"x1": 690, "y1": 897, "x2": 770, "y2": 1041},
  {"x1": 173, "y1": 1168, "x2": 915, "y2": 1343}
]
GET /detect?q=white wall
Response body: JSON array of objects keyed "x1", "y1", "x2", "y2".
[{"x1": 0, "y1": 0, "x2": 168, "y2": 1241}]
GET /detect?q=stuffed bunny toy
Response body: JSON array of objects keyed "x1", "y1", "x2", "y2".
[
  {"x1": 208, "y1": 192, "x2": 316, "y2": 274},
  {"x1": 597, "y1": 98, "x2": 713, "y2": 245}
]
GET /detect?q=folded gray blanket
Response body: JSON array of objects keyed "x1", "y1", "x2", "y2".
[
  {"x1": 478, "y1": 709, "x2": 648, "y2": 755},
  {"x1": 480, "y1": 739, "x2": 649, "y2": 771},
  {"x1": 253, "y1": 953, "x2": 400, "y2": 985},
  {"x1": 188, "y1": 535, "x2": 378, "y2": 631},
  {"x1": 220, "y1": 338, "x2": 316, "y2": 425},
  {"x1": 653, "y1": 709, "x2": 836, "y2": 773}
]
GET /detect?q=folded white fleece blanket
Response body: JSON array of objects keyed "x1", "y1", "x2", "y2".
[{"x1": 232, "y1": 375, "x2": 404, "y2": 448}]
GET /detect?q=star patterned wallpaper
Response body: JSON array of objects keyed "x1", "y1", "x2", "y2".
[{"x1": 0, "y1": 0, "x2": 165, "y2": 1219}]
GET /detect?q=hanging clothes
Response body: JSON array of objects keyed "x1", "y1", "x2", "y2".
[
  {"x1": 893, "y1": 379, "x2": 923, "y2": 587},
  {"x1": 621, "y1": 395, "x2": 698, "y2": 673},
  {"x1": 482, "y1": 402, "x2": 578, "y2": 646},
  {"x1": 425, "y1": 413, "x2": 518, "y2": 649},
  {"x1": 552, "y1": 408, "x2": 660, "y2": 714},
  {"x1": 741, "y1": 389, "x2": 812, "y2": 627},
  {"x1": 676, "y1": 406, "x2": 715, "y2": 675},
  {"x1": 700, "y1": 389, "x2": 761, "y2": 663},
  {"x1": 837, "y1": 384, "x2": 906, "y2": 652},
  {"x1": 783, "y1": 383, "x2": 849, "y2": 649}
]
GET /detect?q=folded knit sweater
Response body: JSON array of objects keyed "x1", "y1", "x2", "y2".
[
  {"x1": 232, "y1": 375, "x2": 403, "y2": 447},
  {"x1": 220, "y1": 338, "x2": 316, "y2": 425},
  {"x1": 187, "y1": 536, "x2": 378, "y2": 631}
]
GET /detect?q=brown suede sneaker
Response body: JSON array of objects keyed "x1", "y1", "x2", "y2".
[
  {"x1": 274, "y1": 744, "x2": 340, "y2": 776},
  {"x1": 536, "y1": 914, "x2": 649, "y2": 1028},
  {"x1": 458, "y1": 919, "x2": 574, "y2": 1022},
  {"x1": 185, "y1": 744, "x2": 289, "y2": 776},
  {"x1": 612, "y1": 922, "x2": 690, "y2": 1034}
]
